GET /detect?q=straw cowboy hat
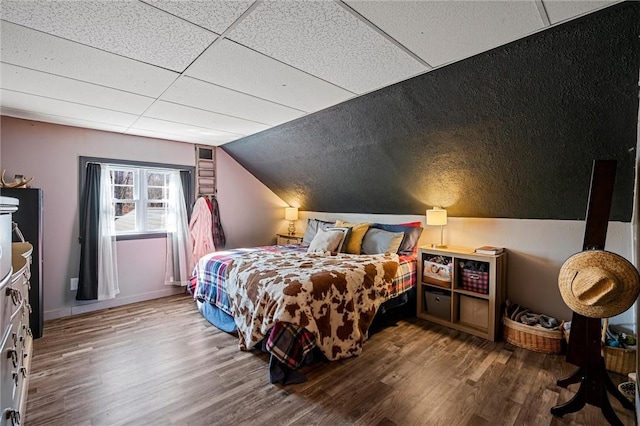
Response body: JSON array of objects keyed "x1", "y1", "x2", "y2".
[{"x1": 558, "y1": 250, "x2": 640, "y2": 318}]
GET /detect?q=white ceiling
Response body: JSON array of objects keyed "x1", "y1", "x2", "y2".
[{"x1": 0, "y1": 0, "x2": 618, "y2": 147}]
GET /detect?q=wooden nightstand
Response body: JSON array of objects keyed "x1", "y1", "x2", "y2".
[{"x1": 276, "y1": 233, "x2": 304, "y2": 245}]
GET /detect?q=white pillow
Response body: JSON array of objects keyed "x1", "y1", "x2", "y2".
[
  {"x1": 307, "y1": 228, "x2": 345, "y2": 253},
  {"x1": 361, "y1": 228, "x2": 404, "y2": 255}
]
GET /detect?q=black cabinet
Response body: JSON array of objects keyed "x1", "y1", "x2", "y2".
[{"x1": 3, "y1": 188, "x2": 43, "y2": 338}]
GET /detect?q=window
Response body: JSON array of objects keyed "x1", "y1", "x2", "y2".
[
  {"x1": 110, "y1": 167, "x2": 171, "y2": 235},
  {"x1": 79, "y1": 157, "x2": 195, "y2": 240}
]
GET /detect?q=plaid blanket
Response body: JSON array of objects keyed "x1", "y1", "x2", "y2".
[
  {"x1": 189, "y1": 247, "x2": 266, "y2": 315},
  {"x1": 189, "y1": 245, "x2": 416, "y2": 369},
  {"x1": 266, "y1": 322, "x2": 317, "y2": 369}
]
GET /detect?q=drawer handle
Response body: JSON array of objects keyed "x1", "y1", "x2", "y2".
[
  {"x1": 11, "y1": 332, "x2": 18, "y2": 347},
  {"x1": 12, "y1": 372, "x2": 19, "y2": 386},
  {"x1": 7, "y1": 348, "x2": 18, "y2": 368},
  {"x1": 3, "y1": 409, "x2": 20, "y2": 426},
  {"x1": 19, "y1": 366, "x2": 27, "y2": 378},
  {"x1": 6, "y1": 287, "x2": 22, "y2": 306}
]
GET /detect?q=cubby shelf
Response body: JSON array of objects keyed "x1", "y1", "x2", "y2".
[{"x1": 416, "y1": 245, "x2": 507, "y2": 341}]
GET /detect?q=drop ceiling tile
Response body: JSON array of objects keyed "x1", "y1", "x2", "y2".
[
  {"x1": 542, "y1": 1, "x2": 617, "y2": 24},
  {"x1": 186, "y1": 39, "x2": 355, "y2": 112},
  {"x1": 142, "y1": 0, "x2": 253, "y2": 34},
  {"x1": 161, "y1": 77, "x2": 305, "y2": 125},
  {"x1": 0, "y1": 106, "x2": 129, "y2": 134},
  {"x1": 144, "y1": 100, "x2": 268, "y2": 136},
  {"x1": 1, "y1": 63, "x2": 155, "y2": 115},
  {"x1": 0, "y1": 21, "x2": 178, "y2": 97},
  {"x1": 130, "y1": 117, "x2": 242, "y2": 145},
  {"x1": 0, "y1": 1, "x2": 216, "y2": 72},
  {"x1": 226, "y1": 1, "x2": 427, "y2": 94},
  {"x1": 1, "y1": 89, "x2": 138, "y2": 127},
  {"x1": 346, "y1": 0, "x2": 544, "y2": 67},
  {"x1": 125, "y1": 128, "x2": 223, "y2": 147}
]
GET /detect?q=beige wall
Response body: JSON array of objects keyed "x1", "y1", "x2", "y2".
[
  {"x1": 302, "y1": 212, "x2": 635, "y2": 329},
  {"x1": 0, "y1": 116, "x2": 285, "y2": 320},
  {"x1": 217, "y1": 148, "x2": 288, "y2": 248}
]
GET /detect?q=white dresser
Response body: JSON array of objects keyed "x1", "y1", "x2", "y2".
[
  {"x1": 1, "y1": 196, "x2": 33, "y2": 425},
  {"x1": 1, "y1": 243, "x2": 33, "y2": 426}
]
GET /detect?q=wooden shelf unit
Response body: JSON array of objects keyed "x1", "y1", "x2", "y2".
[
  {"x1": 416, "y1": 245, "x2": 507, "y2": 341},
  {"x1": 196, "y1": 145, "x2": 216, "y2": 198}
]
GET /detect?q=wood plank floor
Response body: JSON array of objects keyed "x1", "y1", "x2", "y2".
[{"x1": 25, "y1": 294, "x2": 635, "y2": 425}]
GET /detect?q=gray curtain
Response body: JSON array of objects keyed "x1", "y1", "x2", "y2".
[
  {"x1": 77, "y1": 163, "x2": 101, "y2": 300},
  {"x1": 180, "y1": 170, "x2": 192, "y2": 220}
]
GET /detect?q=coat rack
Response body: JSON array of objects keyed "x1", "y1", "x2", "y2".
[{"x1": 550, "y1": 160, "x2": 634, "y2": 425}]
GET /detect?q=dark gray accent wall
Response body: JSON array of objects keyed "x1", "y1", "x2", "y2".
[{"x1": 223, "y1": 2, "x2": 640, "y2": 221}]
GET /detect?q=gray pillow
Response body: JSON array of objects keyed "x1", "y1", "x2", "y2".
[
  {"x1": 302, "y1": 218, "x2": 336, "y2": 244},
  {"x1": 325, "y1": 226, "x2": 352, "y2": 253},
  {"x1": 361, "y1": 228, "x2": 405, "y2": 255},
  {"x1": 371, "y1": 223, "x2": 424, "y2": 255}
]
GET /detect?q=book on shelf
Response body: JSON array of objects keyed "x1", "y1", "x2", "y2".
[{"x1": 474, "y1": 246, "x2": 504, "y2": 255}]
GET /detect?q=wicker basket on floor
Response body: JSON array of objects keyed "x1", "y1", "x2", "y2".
[
  {"x1": 503, "y1": 315, "x2": 564, "y2": 354},
  {"x1": 603, "y1": 346, "x2": 636, "y2": 375}
]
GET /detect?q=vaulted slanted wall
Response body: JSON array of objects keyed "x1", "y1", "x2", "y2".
[{"x1": 223, "y1": 2, "x2": 640, "y2": 221}]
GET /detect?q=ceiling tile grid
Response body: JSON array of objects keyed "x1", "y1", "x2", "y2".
[
  {"x1": 185, "y1": 39, "x2": 355, "y2": 113},
  {"x1": 0, "y1": 0, "x2": 621, "y2": 147},
  {"x1": 0, "y1": 21, "x2": 179, "y2": 98},
  {"x1": 346, "y1": 0, "x2": 545, "y2": 67},
  {"x1": 159, "y1": 77, "x2": 306, "y2": 126},
  {"x1": 143, "y1": 100, "x2": 270, "y2": 136},
  {"x1": 226, "y1": 0, "x2": 428, "y2": 94},
  {"x1": 0, "y1": 0, "x2": 216, "y2": 72},
  {"x1": 141, "y1": 0, "x2": 254, "y2": 34},
  {"x1": 124, "y1": 127, "x2": 222, "y2": 146},
  {"x1": 542, "y1": 0, "x2": 617, "y2": 24},
  {"x1": 129, "y1": 117, "x2": 242, "y2": 145},
  {"x1": 1, "y1": 63, "x2": 155, "y2": 115},
  {"x1": 0, "y1": 106, "x2": 130, "y2": 134},
  {"x1": 0, "y1": 89, "x2": 139, "y2": 128}
]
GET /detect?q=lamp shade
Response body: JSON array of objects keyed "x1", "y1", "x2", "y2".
[
  {"x1": 426, "y1": 207, "x2": 447, "y2": 226},
  {"x1": 284, "y1": 207, "x2": 299, "y2": 221}
]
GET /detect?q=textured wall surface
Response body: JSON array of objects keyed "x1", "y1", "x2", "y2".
[{"x1": 223, "y1": 3, "x2": 640, "y2": 221}]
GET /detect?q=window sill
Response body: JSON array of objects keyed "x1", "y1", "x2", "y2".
[{"x1": 115, "y1": 232, "x2": 167, "y2": 241}]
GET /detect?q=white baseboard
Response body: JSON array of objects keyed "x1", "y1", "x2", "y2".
[{"x1": 44, "y1": 287, "x2": 185, "y2": 321}]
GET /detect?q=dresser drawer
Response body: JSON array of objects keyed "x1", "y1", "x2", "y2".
[
  {"x1": 1, "y1": 286, "x2": 23, "y2": 335},
  {"x1": 1, "y1": 257, "x2": 28, "y2": 333},
  {"x1": 1, "y1": 317, "x2": 22, "y2": 414}
]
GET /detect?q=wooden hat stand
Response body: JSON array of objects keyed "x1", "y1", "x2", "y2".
[{"x1": 550, "y1": 160, "x2": 634, "y2": 425}]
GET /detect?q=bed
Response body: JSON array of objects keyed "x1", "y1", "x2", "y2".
[{"x1": 188, "y1": 220, "x2": 421, "y2": 384}]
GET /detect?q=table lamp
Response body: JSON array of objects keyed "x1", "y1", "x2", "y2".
[
  {"x1": 285, "y1": 207, "x2": 298, "y2": 235},
  {"x1": 426, "y1": 207, "x2": 447, "y2": 247}
]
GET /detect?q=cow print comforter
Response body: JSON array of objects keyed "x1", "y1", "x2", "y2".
[{"x1": 226, "y1": 250, "x2": 400, "y2": 361}]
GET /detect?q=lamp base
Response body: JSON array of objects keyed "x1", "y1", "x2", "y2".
[
  {"x1": 431, "y1": 243, "x2": 448, "y2": 249},
  {"x1": 288, "y1": 221, "x2": 296, "y2": 236}
]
